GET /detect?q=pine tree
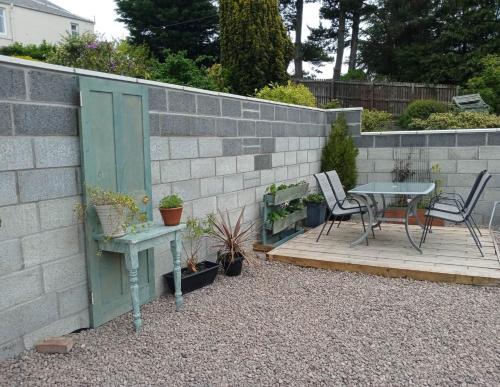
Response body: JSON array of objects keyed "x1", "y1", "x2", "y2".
[
  {"x1": 220, "y1": 0, "x2": 294, "y2": 95},
  {"x1": 321, "y1": 114, "x2": 358, "y2": 190}
]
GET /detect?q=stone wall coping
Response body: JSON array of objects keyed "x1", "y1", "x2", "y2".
[
  {"x1": 0, "y1": 55, "x2": 327, "y2": 112},
  {"x1": 362, "y1": 128, "x2": 500, "y2": 135}
]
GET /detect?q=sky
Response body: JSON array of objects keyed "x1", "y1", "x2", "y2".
[{"x1": 50, "y1": 0, "x2": 339, "y2": 77}]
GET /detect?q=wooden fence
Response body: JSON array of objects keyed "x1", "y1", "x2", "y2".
[{"x1": 299, "y1": 79, "x2": 460, "y2": 116}]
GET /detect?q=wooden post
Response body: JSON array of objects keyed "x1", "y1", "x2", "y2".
[{"x1": 371, "y1": 82, "x2": 374, "y2": 109}]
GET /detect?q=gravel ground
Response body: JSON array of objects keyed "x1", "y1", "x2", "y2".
[{"x1": 1, "y1": 260, "x2": 499, "y2": 386}]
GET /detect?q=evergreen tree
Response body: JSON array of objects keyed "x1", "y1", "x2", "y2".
[
  {"x1": 321, "y1": 114, "x2": 358, "y2": 190},
  {"x1": 220, "y1": 0, "x2": 294, "y2": 95},
  {"x1": 115, "y1": 0, "x2": 219, "y2": 60}
]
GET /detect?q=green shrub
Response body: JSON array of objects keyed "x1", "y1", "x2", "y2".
[
  {"x1": 464, "y1": 54, "x2": 500, "y2": 114},
  {"x1": 362, "y1": 109, "x2": 393, "y2": 132},
  {"x1": 0, "y1": 41, "x2": 56, "y2": 61},
  {"x1": 256, "y1": 81, "x2": 316, "y2": 107},
  {"x1": 321, "y1": 114, "x2": 358, "y2": 190},
  {"x1": 321, "y1": 99, "x2": 342, "y2": 109},
  {"x1": 303, "y1": 193, "x2": 325, "y2": 204},
  {"x1": 409, "y1": 111, "x2": 500, "y2": 130},
  {"x1": 341, "y1": 69, "x2": 368, "y2": 81},
  {"x1": 159, "y1": 194, "x2": 183, "y2": 209},
  {"x1": 399, "y1": 99, "x2": 450, "y2": 128}
]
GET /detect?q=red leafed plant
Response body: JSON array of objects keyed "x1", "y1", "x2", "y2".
[{"x1": 208, "y1": 207, "x2": 254, "y2": 266}]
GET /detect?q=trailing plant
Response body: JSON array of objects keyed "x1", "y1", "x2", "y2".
[
  {"x1": 408, "y1": 111, "x2": 500, "y2": 130},
  {"x1": 265, "y1": 181, "x2": 308, "y2": 196},
  {"x1": 208, "y1": 207, "x2": 254, "y2": 267},
  {"x1": 159, "y1": 194, "x2": 183, "y2": 209},
  {"x1": 321, "y1": 114, "x2": 359, "y2": 191},
  {"x1": 267, "y1": 199, "x2": 304, "y2": 222},
  {"x1": 303, "y1": 193, "x2": 325, "y2": 204},
  {"x1": 362, "y1": 109, "x2": 393, "y2": 132},
  {"x1": 183, "y1": 217, "x2": 211, "y2": 273},
  {"x1": 399, "y1": 99, "x2": 450, "y2": 128},
  {"x1": 256, "y1": 81, "x2": 316, "y2": 107},
  {"x1": 321, "y1": 100, "x2": 342, "y2": 109}
]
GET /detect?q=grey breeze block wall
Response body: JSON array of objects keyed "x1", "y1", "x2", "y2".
[{"x1": 0, "y1": 57, "x2": 363, "y2": 359}]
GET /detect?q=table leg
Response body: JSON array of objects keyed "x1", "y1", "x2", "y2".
[
  {"x1": 350, "y1": 194, "x2": 373, "y2": 247},
  {"x1": 170, "y1": 232, "x2": 183, "y2": 311},
  {"x1": 405, "y1": 195, "x2": 423, "y2": 254},
  {"x1": 124, "y1": 251, "x2": 142, "y2": 332}
]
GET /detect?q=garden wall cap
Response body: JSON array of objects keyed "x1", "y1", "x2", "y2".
[{"x1": 362, "y1": 128, "x2": 500, "y2": 135}]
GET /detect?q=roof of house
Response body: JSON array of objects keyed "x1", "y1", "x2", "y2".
[{"x1": 0, "y1": 0, "x2": 94, "y2": 23}]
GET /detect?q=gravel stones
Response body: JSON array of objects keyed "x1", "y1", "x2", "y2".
[{"x1": 1, "y1": 261, "x2": 499, "y2": 386}]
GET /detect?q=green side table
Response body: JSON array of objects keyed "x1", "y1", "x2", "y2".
[{"x1": 95, "y1": 224, "x2": 186, "y2": 331}]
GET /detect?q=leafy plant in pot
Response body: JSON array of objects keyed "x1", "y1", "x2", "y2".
[
  {"x1": 208, "y1": 207, "x2": 254, "y2": 276},
  {"x1": 159, "y1": 194, "x2": 183, "y2": 226},
  {"x1": 77, "y1": 186, "x2": 146, "y2": 238},
  {"x1": 164, "y1": 216, "x2": 219, "y2": 294},
  {"x1": 303, "y1": 193, "x2": 326, "y2": 228}
]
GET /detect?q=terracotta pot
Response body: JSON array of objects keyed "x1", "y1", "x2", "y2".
[
  {"x1": 384, "y1": 208, "x2": 444, "y2": 226},
  {"x1": 95, "y1": 205, "x2": 128, "y2": 238},
  {"x1": 159, "y1": 207, "x2": 183, "y2": 226}
]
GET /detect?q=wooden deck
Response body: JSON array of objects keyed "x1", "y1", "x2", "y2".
[{"x1": 267, "y1": 222, "x2": 500, "y2": 286}]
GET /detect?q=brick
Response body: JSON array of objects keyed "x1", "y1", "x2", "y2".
[
  {"x1": 448, "y1": 173, "x2": 478, "y2": 188},
  {"x1": 299, "y1": 163, "x2": 309, "y2": 177},
  {"x1": 299, "y1": 109, "x2": 312, "y2": 123},
  {"x1": 0, "y1": 203, "x2": 38, "y2": 241},
  {"x1": 0, "y1": 293, "x2": 58, "y2": 344},
  {"x1": 221, "y1": 98, "x2": 241, "y2": 117},
  {"x1": 223, "y1": 138, "x2": 243, "y2": 156},
  {"x1": 456, "y1": 133, "x2": 486, "y2": 146},
  {"x1": 243, "y1": 146, "x2": 260, "y2": 155},
  {"x1": 19, "y1": 168, "x2": 77, "y2": 202},
  {"x1": 151, "y1": 161, "x2": 160, "y2": 184},
  {"x1": 0, "y1": 338, "x2": 24, "y2": 360},
  {"x1": 287, "y1": 137, "x2": 299, "y2": 151},
  {"x1": 197, "y1": 138, "x2": 222, "y2": 158},
  {"x1": 457, "y1": 160, "x2": 487, "y2": 174},
  {"x1": 0, "y1": 137, "x2": 34, "y2": 171},
  {"x1": 216, "y1": 156, "x2": 237, "y2": 175},
  {"x1": 296, "y1": 150, "x2": 307, "y2": 163},
  {"x1": 309, "y1": 137, "x2": 320, "y2": 149},
  {"x1": 217, "y1": 193, "x2": 238, "y2": 212},
  {"x1": 343, "y1": 110, "x2": 362, "y2": 123},
  {"x1": 39, "y1": 196, "x2": 81, "y2": 231},
  {"x1": 272, "y1": 122, "x2": 287, "y2": 137},
  {"x1": 172, "y1": 179, "x2": 200, "y2": 201},
  {"x1": 428, "y1": 147, "x2": 449, "y2": 160},
  {"x1": 197, "y1": 95, "x2": 220, "y2": 116},
  {"x1": 256, "y1": 121, "x2": 272, "y2": 137},
  {"x1": 260, "y1": 138, "x2": 275, "y2": 153},
  {"x1": 272, "y1": 152, "x2": 285, "y2": 167},
  {"x1": 260, "y1": 104, "x2": 274, "y2": 120},
  {"x1": 260, "y1": 169, "x2": 275, "y2": 185},
  {"x1": 200, "y1": 176, "x2": 224, "y2": 197},
  {"x1": 216, "y1": 118, "x2": 238, "y2": 136},
  {"x1": 285, "y1": 151, "x2": 297, "y2": 165},
  {"x1": 274, "y1": 166, "x2": 287, "y2": 181},
  {"x1": 148, "y1": 87, "x2": 167, "y2": 111},
  {"x1": 487, "y1": 160, "x2": 500, "y2": 173},
  {"x1": 479, "y1": 146, "x2": 500, "y2": 160},
  {"x1": 238, "y1": 121, "x2": 256, "y2": 136},
  {"x1": 374, "y1": 135, "x2": 401, "y2": 148},
  {"x1": 448, "y1": 147, "x2": 478, "y2": 160},
  {"x1": 309, "y1": 162, "x2": 321, "y2": 174},
  {"x1": 356, "y1": 159, "x2": 374, "y2": 173},
  {"x1": 243, "y1": 110, "x2": 259, "y2": 119},
  {"x1": 150, "y1": 137, "x2": 170, "y2": 161},
  {"x1": 160, "y1": 159, "x2": 190, "y2": 182},
  {"x1": 254, "y1": 154, "x2": 272, "y2": 170},
  {"x1": 243, "y1": 171, "x2": 260, "y2": 188},
  {"x1": 0, "y1": 267, "x2": 43, "y2": 310},
  {"x1": 487, "y1": 133, "x2": 500, "y2": 146},
  {"x1": 0, "y1": 172, "x2": 17, "y2": 206},
  {"x1": 223, "y1": 174, "x2": 244, "y2": 192},
  {"x1": 34, "y1": 137, "x2": 80, "y2": 168},
  {"x1": 192, "y1": 196, "x2": 217, "y2": 218},
  {"x1": 368, "y1": 147, "x2": 394, "y2": 160},
  {"x1": 168, "y1": 91, "x2": 195, "y2": 113},
  {"x1": 237, "y1": 189, "x2": 255, "y2": 207},
  {"x1": 354, "y1": 135, "x2": 374, "y2": 148},
  {"x1": 427, "y1": 133, "x2": 456, "y2": 147},
  {"x1": 275, "y1": 137, "x2": 289, "y2": 152},
  {"x1": 237, "y1": 155, "x2": 254, "y2": 173},
  {"x1": 287, "y1": 165, "x2": 299, "y2": 179},
  {"x1": 14, "y1": 104, "x2": 78, "y2": 136},
  {"x1": 275, "y1": 106, "x2": 287, "y2": 121},
  {"x1": 401, "y1": 133, "x2": 427, "y2": 147},
  {"x1": 357, "y1": 148, "x2": 368, "y2": 160},
  {"x1": 0, "y1": 103, "x2": 12, "y2": 135},
  {"x1": 152, "y1": 183, "x2": 171, "y2": 208},
  {"x1": 28, "y1": 71, "x2": 78, "y2": 104},
  {"x1": 243, "y1": 138, "x2": 260, "y2": 146},
  {"x1": 191, "y1": 117, "x2": 216, "y2": 136},
  {"x1": 149, "y1": 113, "x2": 160, "y2": 135},
  {"x1": 23, "y1": 226, "x2": 80, "y2": 267},
  {"x1": 299, "y1": 137, "x2": 310, "y2": 150},
  {"x1": 191, "y1": 158, "x2": 215, "y2": 178},
  {"x1": 287, "y1": 108, "x2": 300, "y2": 122},
  {"x1": 36, "y1": 337, "x2": 74, "y2": 354},
  {"x1": 0, "y1": 66, "x2": 26, "y2": 100},
  {"x1": 374, "y1": 159, "x2": 395, "y2": 173},
  {"x1": 169, "y1": 138, "x2": 198, "y2": 159},
  {"x1": 160, "y1": 114, "x2": 193, "y2": 136},
  {"x1": 43, "y1": 254, "x2": 86, "y2": 293},
  {"x1": 429, "y1": 160, "x2": 456, "y2": 173},
  {"x1": 307, "y1": 149, "x2": 320, "y2": 163},
  {"x1": 0, "y1": 239, "x2": 22, "y2": 275}
]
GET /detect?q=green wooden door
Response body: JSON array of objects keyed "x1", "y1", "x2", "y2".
[{"x1": 79, "y1": 77, "x2": 155, "y2": 328}]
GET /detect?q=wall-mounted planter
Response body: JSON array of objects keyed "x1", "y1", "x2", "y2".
[
  {"x1": 265, "y1": 208, "x2": 307, "y2": 234},
  {"x1": 264, "y1": 184, "x2": 309, "y2": 206}
]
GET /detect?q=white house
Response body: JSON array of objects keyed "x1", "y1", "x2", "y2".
[{"x1": 0, "y1": 0, "x2": 94, "y2": 47}]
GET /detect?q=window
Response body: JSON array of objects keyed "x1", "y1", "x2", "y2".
[
  {"x1": 71, "y1": 23, "x2": 79, "y2": 36},
  {"x1": 0, "y1": 8, "x2": 6, "y2": 35}
]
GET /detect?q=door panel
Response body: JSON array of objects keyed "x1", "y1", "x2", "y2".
[{"x1": 79, "y1": 77, "x2": 155, "y2": 328}]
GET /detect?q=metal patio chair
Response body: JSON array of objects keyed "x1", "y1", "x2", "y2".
[
  {"x1": 314, "y1": 171, "x2": 371, "y2": 244},
  {"x1": 420, "y1": 171, "x2": 492, "y2": 256}
]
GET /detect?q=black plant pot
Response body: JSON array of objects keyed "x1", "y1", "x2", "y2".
[
  {"x1": 164, "y1": 260, "x2": 219, "y2": 294},
  {"x1": 305, "y1": 202, "x2": 327, "y2": 228},
  {"x1": 220, "y1": 254, "x2": 244, "y2": 276}
]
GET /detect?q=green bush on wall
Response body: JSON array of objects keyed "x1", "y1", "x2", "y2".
[
  {"x1": 399, "y1": 99, "x2": 450, "y2": 128},
  {"x1": 256, "y1": 81, "x2": 317, "y2": 107},
  {"x1": 321, "y1": 114, "x2": 358, "y2": 190},
  {"x1": 362, "y1": 109, "x2": 393, "y2": 132},
  {"x1": 409, "y1": 111, "x2": 500, "y2": 130}
]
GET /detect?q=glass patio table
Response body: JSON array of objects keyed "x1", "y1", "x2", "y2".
[{"x1": 348, "y1": 182, "x2": 435, "y2": 253}]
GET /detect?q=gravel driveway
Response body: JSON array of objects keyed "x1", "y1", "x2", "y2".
[{"x1": 1, "y1": 260, "x2": 499, "y2": 386}]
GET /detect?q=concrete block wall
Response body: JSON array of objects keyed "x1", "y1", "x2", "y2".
[
  {"x1": 356, "y1": 131, "x2": 500, "y2": 224},
  {"x1": 0, "y1": 57, "x2": 362, "y2": 359}
]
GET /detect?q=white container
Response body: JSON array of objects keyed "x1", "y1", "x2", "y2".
[{"x1": 95, "y1": 205, "x2": 128, "y2": 238}]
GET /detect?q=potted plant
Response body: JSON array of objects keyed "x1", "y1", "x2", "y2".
[
  {"x1": 303, "y1": 193, "x2": 326, "y2": 228},
  {"x1": 81, "y1": 186, "x2": 146, "y2": 238},
  {"x1": 208, "y1": 207, "x2": 254, "y2": 276},
  {"x1": 164, "y1": 217, "x2": 219, "y2": 294},
  {"x1": 159, "y1": 194, "x2": 183, "y2": 226}
]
